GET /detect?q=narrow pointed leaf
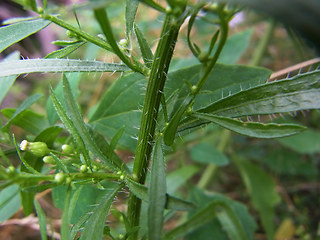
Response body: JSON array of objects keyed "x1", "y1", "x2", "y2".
[
  {"x1": 126, "y1": 178, "x2": 195, "y2": 211},
  {"x1": 34, "y1": 199, "x2": 48, "y2": 240},
  {"x1": 234, "y1": 158, "x2": 281, "y2": 240},
  {"x1": 79, "y1": 184, "x2": 122, "y2": 240},
  {"x1": 62, "y1": 76, "x2": 126, "y2": 171},
  {"x1": 164, "y1": 95, "x2": 193, "y2": 146},
  {"x1": 49, "y1": 85, "x2": 91, "y2": 165},
  {"x1": 0, "y1": 59, "x2": 130, "y2": 77},
  {"x1": 0, "y1": 51, "x2": 20, "y2": 105},
  {"x1": 126, "y1": 0, "x2": 139, "y2": 38},
  {"x1": 148, "y1": 136, "x2": 166, "y2": 240},
  {"x1": 134, "y1": 24, "x2": 154, "y2": 68},
  {"x1": 164, "y1": 199, "x2": 247, "y2": 240},
  {"x1": 138, "y1": 0, "x2": 166, "y2": 12},
  {"x1": 108, "y1": 126, "x2": 125, "y2": 159},
  {"x1": 2, "y1": 94, "x2": 42, "y2": 130},
  {"x1": 45, "y1": 42, "x2": 86, "y2": 59},
  {"x1": 0, "y1": 18, "x2": 50, "y2": 53},
  {"x1": 200, "y1": 70, "x2": 320, "y2": 117},
  {"x1": 193, "y1": 113, "x2": 305, "y2": 138}
]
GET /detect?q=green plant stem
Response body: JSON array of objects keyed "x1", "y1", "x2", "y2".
[
  {"x1": 43, "y1": 14, "x2": 113, "y2": 52},
  {"x1": 197, "y1": 129, "x2": 231, "y2": 189},
  {"x1": 250, "y1": 19, "x2": 276, "y2": 66},
  {"x1": 127, "y1": 12, "x2": 184, "y2": 238}
]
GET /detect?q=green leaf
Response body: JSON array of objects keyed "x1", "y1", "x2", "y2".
[
  {"x1": 44, "y1": 42, "x2": 86, "y2": 59},
  {"x1": 201, "y1": 70, "x2": 320, "y2": 117},
  {"x1": 134, "y1": 24, "x2": 154, "y2": 68},
  {"x1": 234, "y1": 158, "x2": 281, "y2": 240},
  {"x1": 166, "y1": 165, "x2": 200, "y2": 195},
  {"x1": 164, "y1": 196, "x2": 247, "y2": 240},
  {"x1": 277, "y1": 129, "x2": 320, "y2": 154},
  {"x1": 0, "y1": 185, "x2": 21, "y2": 221},
  {"x1": 89, "y1": 73, "x2": 146, "y2": 152},
  {"x1": 0, "y1": 51, "x2": 20, "y2": 105},
  {"x1": 126, "y1": 0, "x2": 139, "y2": 38},
  {"x1": 0, "y1": 59, "x2": 130, "y2": 77},
  {"x1": 193, "y1": 113, "x2": 306, "y2": 138},
  {"x1": 108, "y1": 126, "x2": 125, "y2": 159},
  {"x1": 79, "y1": 184, "x2": 122, "y2": 240},
  {"x1": 61, "y1": 185, "x2": 72, "y2": 240},
  {"x1": 34, "y1": 199, "x2": 48, "y2": 240},
  {"x1": 138, "y1": 0, "x2": 166, "y2": 12},
  {"x1": 1, "y1": 109, "x2": 49, "y2": 135},
  {"x1": 46, "y1": 72, "x2": 81, "y2": 125},
  {"x1": 12, "y1": 0, "x2": 38, "y2": 11},
  {"x1": 165, "y1": 63, "x2": 272, "y2": 111},
  {"x1": 126, "y1": 178, "x2": 195, "y2": 211},
  {"x1": 2, "y1": 93, "x2": 42, "y2": 131},
  {"x1": 0, "y1": 18, "x2": 49, "y2": 53},
  {"x1": 148, "y1": 136, "x2": 166, "y2": 240},
  {"x1": 190, "y1": 142, "x2": 229, "y2": 166},
  {"x1": 62, "y1": 76, "x2": 125, "y2": 171},
  {"x1": 186, "y1": 188, "x2": 257, "y2": 240}
]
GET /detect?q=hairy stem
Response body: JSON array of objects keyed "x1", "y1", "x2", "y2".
[{"x1": 127, "y1": 12, "x2": 184, "y2": 238}]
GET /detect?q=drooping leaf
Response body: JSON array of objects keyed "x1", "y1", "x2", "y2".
[
  {"x1": 134, "y1": 24, "x2": 154, "y2": 68},
  {"x1": 89, "y1": 73, "x2": 146, "y2": 152},
  {"x1": 0, "y1": 51, "x2": 20, "y2": 105},
  {"x1": 62, "y1": 76, "x2": 126, "y2": 171},
  {"x1": 79, "y1": 183, "x2": 122, "y2": 240},
  {"x1": 234, "y1": 158, "x2": 281, "y2": 240},
  {"x1": 45, "y1": 42, "x2": 86, "y2": 59},
  {"x1": 200, "y1": 70, "x2": 320, "y2": 117},
  {"x1": 0, "y1": 185, "x2": 21, "y2": 221},
  {"x1": 0, "y1": 18, "x2": 49, "y2": 53},
  {"x1": 126, "y1": 178, "x2": 195, "y2": 211},
  {"x1": 193, "y1": 113, "x2": 306, "y2": 138},
  {"x1": 126, "y1": 0, "x2": 139, "y2": 38},
  {"x1": 0, "y1": 59, "x2": 130, "y2": 77},
  {"x1": 190, "y1": 142, "x2": 229, "y2": 166},
  {"x1": 34, "y1": 199, "x2": 48, "y2": 240},
  {"x1": 148, "y1": 136, "x2": 166, "y2": 240}
]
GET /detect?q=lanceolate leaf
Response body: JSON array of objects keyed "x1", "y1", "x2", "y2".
[
  {"x1": 148, "y1": 136, "x2": 166, "y2": 240},
  {"x1": 126, "y1": 178, "x2": 195, "y2": 211},
  {"x1": 0, "y1": 59, "x2": 130, "y2": 77},
  {"x1": 200, "y1": 70, "x2": 320, "y2": 117},
  {"x1": 164, "y1": 199, "x2": 247, "y2": 240},
  {"x1": 79, "y1": 183, "x2": 123, "y2": 240},
  {"x1": 193, "y1": 113, "x2": 306, "y2": 138},
  {"x1": 134, "y1": 24, "x2": 154, "y2": 68},
  {"x1": 0, "y1": 51, "x2": 20, "y2": 106},
  {"x1": 234, "y1": 158, "x2": 281, "y2": 240},
  {"x1": 0, "y1": 18, "x2": 50, "y2": 53},
  {"x1": 62, "y1": 76, "x2": 127, "y2": 172},
  {"x1": 126, "y1": 0, "x2": 139, "y2": 38},
  {"x1": 45, "y1": 42, "x2": 86, "y2": 59},
  {"x1": 34, "y1": 199, "x2": 48, "y2": 240},
  {"x1": 2, "y1": 94, "x2": 42, "y2": 131}
]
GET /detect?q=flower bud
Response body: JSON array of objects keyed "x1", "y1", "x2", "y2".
[
  {"x1": 80, "y1": 165, "x2": 88, "y2": 173},
  {"x1": 43, "y1": 156, "x2": 56, "y2": 164},
  {"x1": 61, "y1": 144, "x2": 73, "y2": 154},
  {"x1": 20, "y1": 140, "x2": 50, "y2": 157},
  {"x1": 54, "y1": 173, "x2": 65, "y2": 184}
]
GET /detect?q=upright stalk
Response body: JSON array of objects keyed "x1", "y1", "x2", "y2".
[{"x1": 127, "y1": 10, "x2": 185, "y2": 237}]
